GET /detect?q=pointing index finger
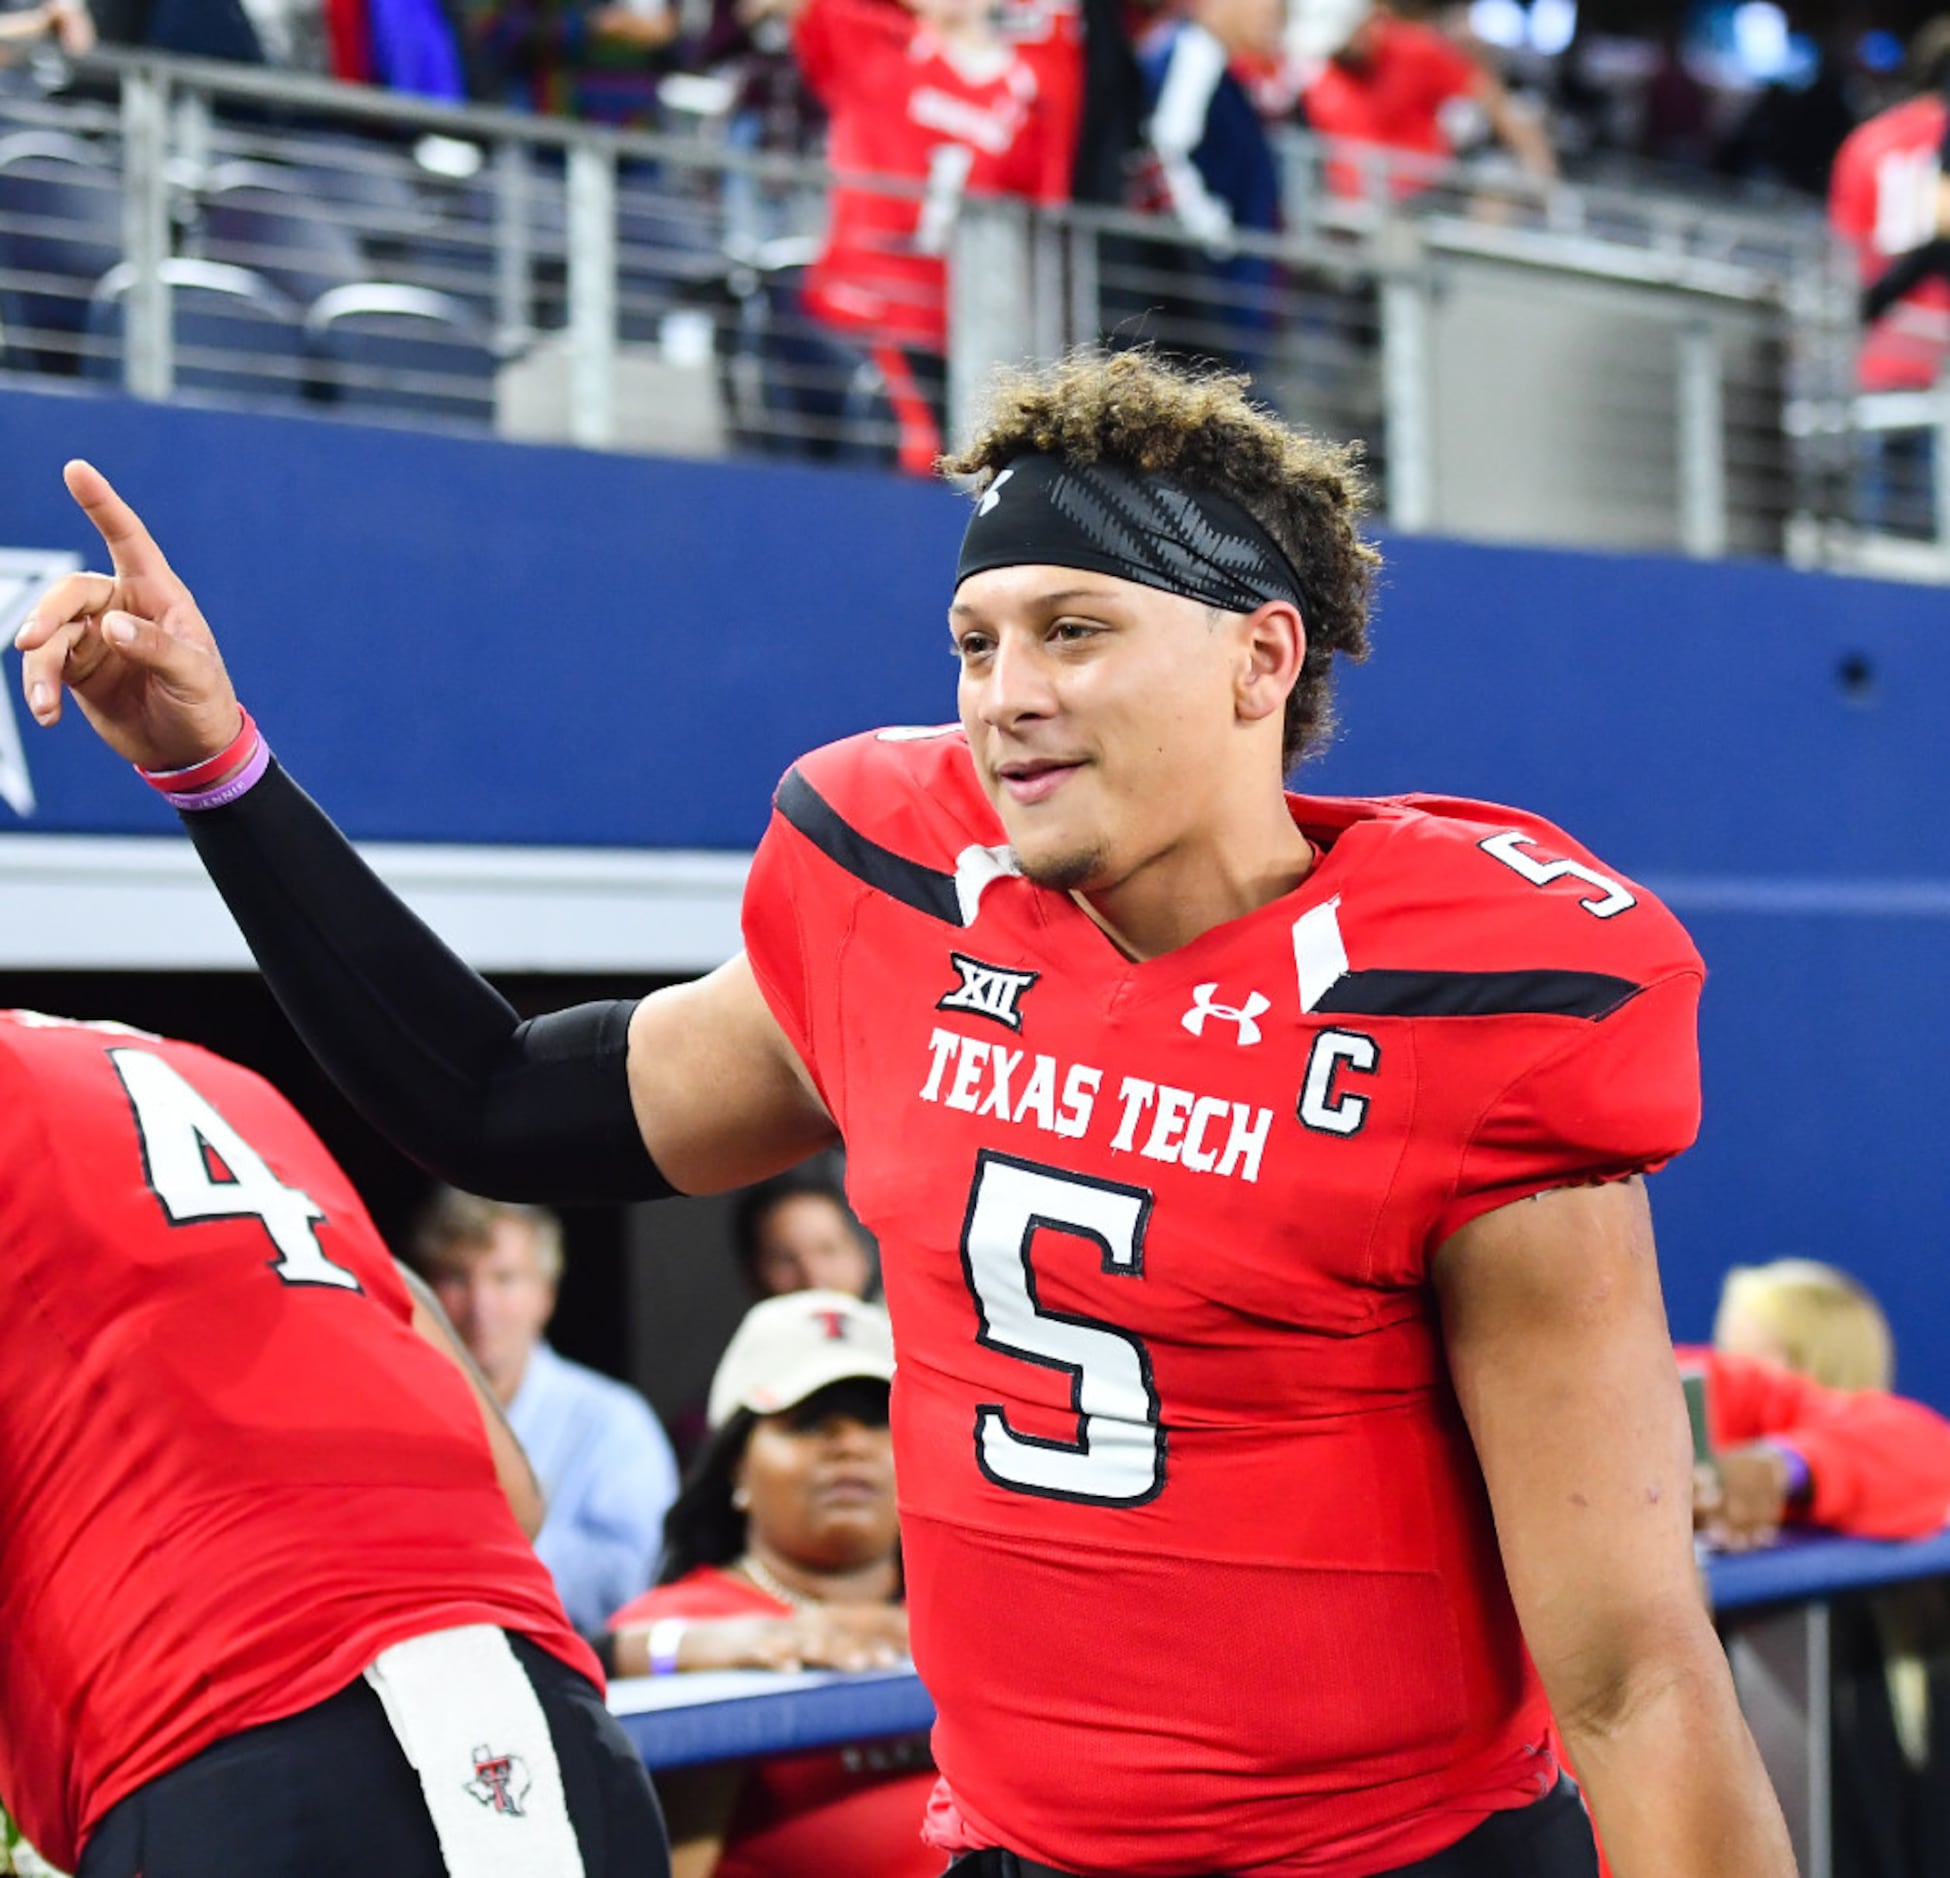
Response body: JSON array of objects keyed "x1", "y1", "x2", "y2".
[{"x1": 63, "y1": 459, "x2": 174, "y2": 584}]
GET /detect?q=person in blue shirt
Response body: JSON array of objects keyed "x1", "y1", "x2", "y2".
[
  {"x1": 412, "y1": 1186, "x2": 679, "y2": 1634},
  {"x1": 1130, "y1": 0, "x2": 1284, "y2": 374}
]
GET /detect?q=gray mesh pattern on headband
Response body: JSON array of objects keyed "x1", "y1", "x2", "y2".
[{"x1": 955, "y1": 454, "x2": 1305, "y2": 615}]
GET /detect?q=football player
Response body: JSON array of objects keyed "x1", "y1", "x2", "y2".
[
  {"x1": 0, "y1": 1012, "x2": 665, "y2": 1878},
  {"x1": 19, "y1": 349, "x2": 1793, "y2": 1876}
]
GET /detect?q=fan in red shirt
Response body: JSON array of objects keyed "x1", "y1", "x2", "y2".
[
  {"x1": 0, "y1": 1011, "x2": 663, "y2": 1878},
  {"x1": 1828, "y1": 25, "x2": 1950, "y2": 394},
  {"x1": 1295, "y1": 0, "x2": 1553, "y2": 200},
  {"x1": 609, "y1": 1291, "x2": 934, "y2": 1878},
  {"x1": 791, "y1": 0, "x2": 1073, "y2": 470}
]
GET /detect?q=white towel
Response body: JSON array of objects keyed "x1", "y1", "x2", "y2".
[{"x1": 363, "y1": 1625, "x2": 587, "y2": 1878}]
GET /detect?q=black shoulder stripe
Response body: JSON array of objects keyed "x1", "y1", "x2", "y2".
[
  {"x1": 1311, "y1": 968, "x2": 1641, "y2": 1021},
  {"x1": 776, "y1": 767, "x2": 963, "y2": 925}
]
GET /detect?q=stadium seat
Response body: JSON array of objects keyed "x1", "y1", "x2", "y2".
[
  {"x1": 198, "y1": 162, "x2": 368, "y2": 308},
  {"x1": 86, "y1": 259, "x2": 310, "y2": 406},
  {"x1": 0, "y1": 131, "x2": 121, "y2": 374},
  {"x1": 305, "y1": 282, "x2": 499, "y2": 425}
]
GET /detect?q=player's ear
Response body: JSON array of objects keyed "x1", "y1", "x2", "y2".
[{"x1": 1235, "y1": 601, "x2": 1304, "y2": 728}]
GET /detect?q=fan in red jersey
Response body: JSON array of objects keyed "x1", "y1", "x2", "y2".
[
  {"x1": 24, "y1": 349, "x2": 1796, "y2": 1876},
  {"x1": 790, "y1": 0, "x2": 1073, "y2": 472},
  {"x1": 0, "y1": 1012, "x2": 666, "y2": 1878},
  {"x1": 1830, "y1": 19, "x2": 1950, "y2": 393}
]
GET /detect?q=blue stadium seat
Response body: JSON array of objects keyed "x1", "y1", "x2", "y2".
[
  {"x1": 305, "y1": 282, "x2": 498, "y2": 425},
  {"x1": 198, "y1": 162, "x2": 368, "y2": 308},
  {"x1": 86, "y1": 259, "x2": 310, "y2": 406},
  {"x1": 0, "y1": 130, "x2": 120, "y2": 373}
]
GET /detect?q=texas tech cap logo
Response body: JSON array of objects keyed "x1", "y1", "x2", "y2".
[{"x1": 938, "y1": 952, "x2": 1039, "y2": 1032}]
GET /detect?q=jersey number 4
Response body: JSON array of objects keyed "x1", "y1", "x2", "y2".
[
  {"x1": 960, "y1": 1150, "x2": 1165, "y2": 1506},
  {"x1": 110, "y1": 1049, "x2": 362, "y2": 1292}
]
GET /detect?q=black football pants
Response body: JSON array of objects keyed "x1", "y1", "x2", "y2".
[
  {"x1": 948, "y1": 1775, "x2": 1601, "y2": 1878},
  {"x1": 76, "y1": 1630, "x2": 669, "y2": 1878}
]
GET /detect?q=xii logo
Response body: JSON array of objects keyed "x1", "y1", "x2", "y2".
[{"x1": 938, "y1": 952, "x2": 1039, "y2": 1033}]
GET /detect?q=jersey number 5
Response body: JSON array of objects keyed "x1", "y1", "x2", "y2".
[
  {"x1": 110, "y1": 1049, "x2": 362, "y2": 1292},
  {"x1": 1480, "y1": 830, "x2": 1636, "y2": 918},
  {"x1": 959, "y1": 1150, "x2": 1165, "y2": 1507}
]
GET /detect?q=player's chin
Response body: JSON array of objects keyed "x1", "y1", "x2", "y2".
[{"x1": 1013, "y1": 833, "x2": 1113, "y2": 895}]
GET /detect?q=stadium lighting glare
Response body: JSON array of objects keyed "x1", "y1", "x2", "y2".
[
  {"x1": 1731, "y1": 1, "x2": 1790, "y2": 77},
  {"x1": 1468, "y1": 0, "x2": 1527, "y2": 51},
  {"x1": 1530, "y1": 0, "x2": 1576, "y2": 56}
]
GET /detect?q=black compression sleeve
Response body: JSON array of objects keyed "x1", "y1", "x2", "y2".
[
  {"x1": 1863, "y1": 237, "x2": 1950, "y2": 323},
  {"x1": 182, "y1": 759, "x2": 677, "y2": 1204}
]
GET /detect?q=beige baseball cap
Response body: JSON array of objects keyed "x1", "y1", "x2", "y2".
[{"x1": 707, "y1": 1289, "x2": 896, "y2": 1430}]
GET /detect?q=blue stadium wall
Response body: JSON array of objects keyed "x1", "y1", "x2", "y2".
[{"x1": 3, "y1": 382, "x2": 1947, "y2": 1406}]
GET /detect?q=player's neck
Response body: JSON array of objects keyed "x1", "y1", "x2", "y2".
[{"x1": 1073, "y1": 806, "x2": 1317, "y2": 962}]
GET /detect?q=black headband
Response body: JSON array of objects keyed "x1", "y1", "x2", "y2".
[{"x1": 954, "y1": 453, "x2": 1305, "y2": 615}]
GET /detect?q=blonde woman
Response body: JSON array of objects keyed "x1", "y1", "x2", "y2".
[{"x1": 1683, "y1": 1259, "x2": 1950, "y2": 1552}]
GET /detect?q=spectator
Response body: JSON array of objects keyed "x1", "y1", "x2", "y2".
[
  {"x1": 731, "y1": 1163, "x2": 877, "y2": 1301},
  {"x1": 1837, "y1": 18, "x2": 1950, "y2": 373},
  {"x1": 1296, "y1": 0, "x2": 1554, "y2": 201},
  {"x1": 1130, "y1": 0, "x2": 1284, "y2": 372},
  {"x1": 88, "y1": 0, "x2": 265, "y2": 59},
  {"x1": 413, "y1": 1185, "x2": 679, "y2": 1633},
  {"x1": 789, "y1": 0, "x2": 1072, "y2": 472},
  {"x1": 1689, "y1": 1259, "x2": 1948, "y2": 1550},
  {"x1": 608, "y1": 1291, "x2": 931, "y2": 1878},
  {"x1": 462, "y1": 0, "x2": 679, "y2": 127},
  {"x1": 0, "y1": 0, "x2": 91, "y2": 54},
  {"x1": 0, "y1": 1013, "x2": 662, "y2": 1878},
  {"x1": 1704, "y1": 1259, "x2": 1950, "y2": 1876}
]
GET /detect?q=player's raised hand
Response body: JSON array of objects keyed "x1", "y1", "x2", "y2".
[{"x1": 13, "y1": 460, "x2": 242, "y2": 772}]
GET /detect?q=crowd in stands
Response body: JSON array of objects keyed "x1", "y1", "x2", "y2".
[{"x1": 10, "y1": 0, "x2": 1950, "y2": 470}]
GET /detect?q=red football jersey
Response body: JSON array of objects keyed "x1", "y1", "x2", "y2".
[
  {"x1": 742, "y1": 730, "x2": 1704, "y2": 1876},
  {"x1": 1302, "y1": 19, "x2": 1480, "y2": 200},
  {"x1": 1828, "y1": 94, "x2": 1950, "y2": 392},
  {"x1": 0, "y1": 1013, "x2": 597, "y2": 1872},
  {"x1": 614, "y1": 1568, "x2": 938, "y2": 1878},
  {"x1": 794, "y1": 0, "x2": 1073, "y2": 351}
]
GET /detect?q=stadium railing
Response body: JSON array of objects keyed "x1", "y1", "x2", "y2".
[{"x1": 0, "y1": 47, "x2": 1941, "y2": 581}]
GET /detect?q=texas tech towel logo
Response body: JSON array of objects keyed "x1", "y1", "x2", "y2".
[
  {"x1": 465, "y1": 1744, "x2": 532, "y2": 1817},
  {"x1": 938, "y1": 953, "x2": 1039, "y2": 1032}
]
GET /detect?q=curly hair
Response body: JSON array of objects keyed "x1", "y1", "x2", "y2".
[{"x1": 940, "y1": 350, "x2": 1380, "y2": 772}]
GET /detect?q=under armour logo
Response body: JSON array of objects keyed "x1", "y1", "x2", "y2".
[
  {"x1": 813, "y1": 1307, "x2": 851, "y2": 1341},
  {"x1": 976, "y1": 467, "x2": 1016, "y2": 516},
  {"x1": 938, "y1": 951, "x2": 1039, "y2": 1032},
  {"x1": 465, "y1": 1745, "x2": 532, "y2": 1817},
  {"x1": 1182, "y1": 984, "x2": 1271, "y2": 1045}
]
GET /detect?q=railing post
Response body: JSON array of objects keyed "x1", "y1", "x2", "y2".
[
  {"x1": 1677, "y1": 319, "x2": 1729, "y2": 558},
  {"x1": 119, "y1": 62, "x2": 173, "y2": 400},
  {"x1": 948, "y1": 195, "x2": 1033, "y2": 453},
  {"x1": 1378, "y1": 225, "x2": 1434, "y2": 533},
  {"x1": 1934, "y1": 388, "x2": 1950, "y2": 551},
  {"x1": 566, "y1": 139, "x2": 617, "y2": 450},
  {"x1": 494, "y1": 137, "x2": 534, "y2": 356}
]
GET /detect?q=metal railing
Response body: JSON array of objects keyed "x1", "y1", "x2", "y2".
[{"x1": 0, "y1": 46, "x2": 1940, "y2": 578}]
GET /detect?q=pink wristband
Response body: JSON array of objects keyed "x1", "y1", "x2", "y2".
[
  {"x1": 159, "y1": 732, "x2": 271, "y2": 811},
  {"x1": 137, "y1": 707, "x2": 257, "y2": 794}
]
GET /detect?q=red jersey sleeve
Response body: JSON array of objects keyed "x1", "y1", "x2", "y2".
[
  {"x1": 742, "y1": 783, "x2": 855, "y2": 1126},
  {"x1": 1401, "y1": 20, "x2": 1480, "y2": 110},
  {"x1": 1433, "y1": 968, "x2": 1703, "y2": 1246},
  {"x1": 792, "y1": 0, "x2": 903, "y2": 107},
  {"x1": 1692, "y1": 1347, "x2": 1950, "y2": 1540},
  {"x1": 1828, "y1": 126, "x2": 1874, "y2": 251}
]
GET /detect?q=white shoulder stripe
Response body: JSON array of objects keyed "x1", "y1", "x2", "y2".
[{"x1": 1293, "y1": 897, "x2": 1349, "y2": 1013}]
